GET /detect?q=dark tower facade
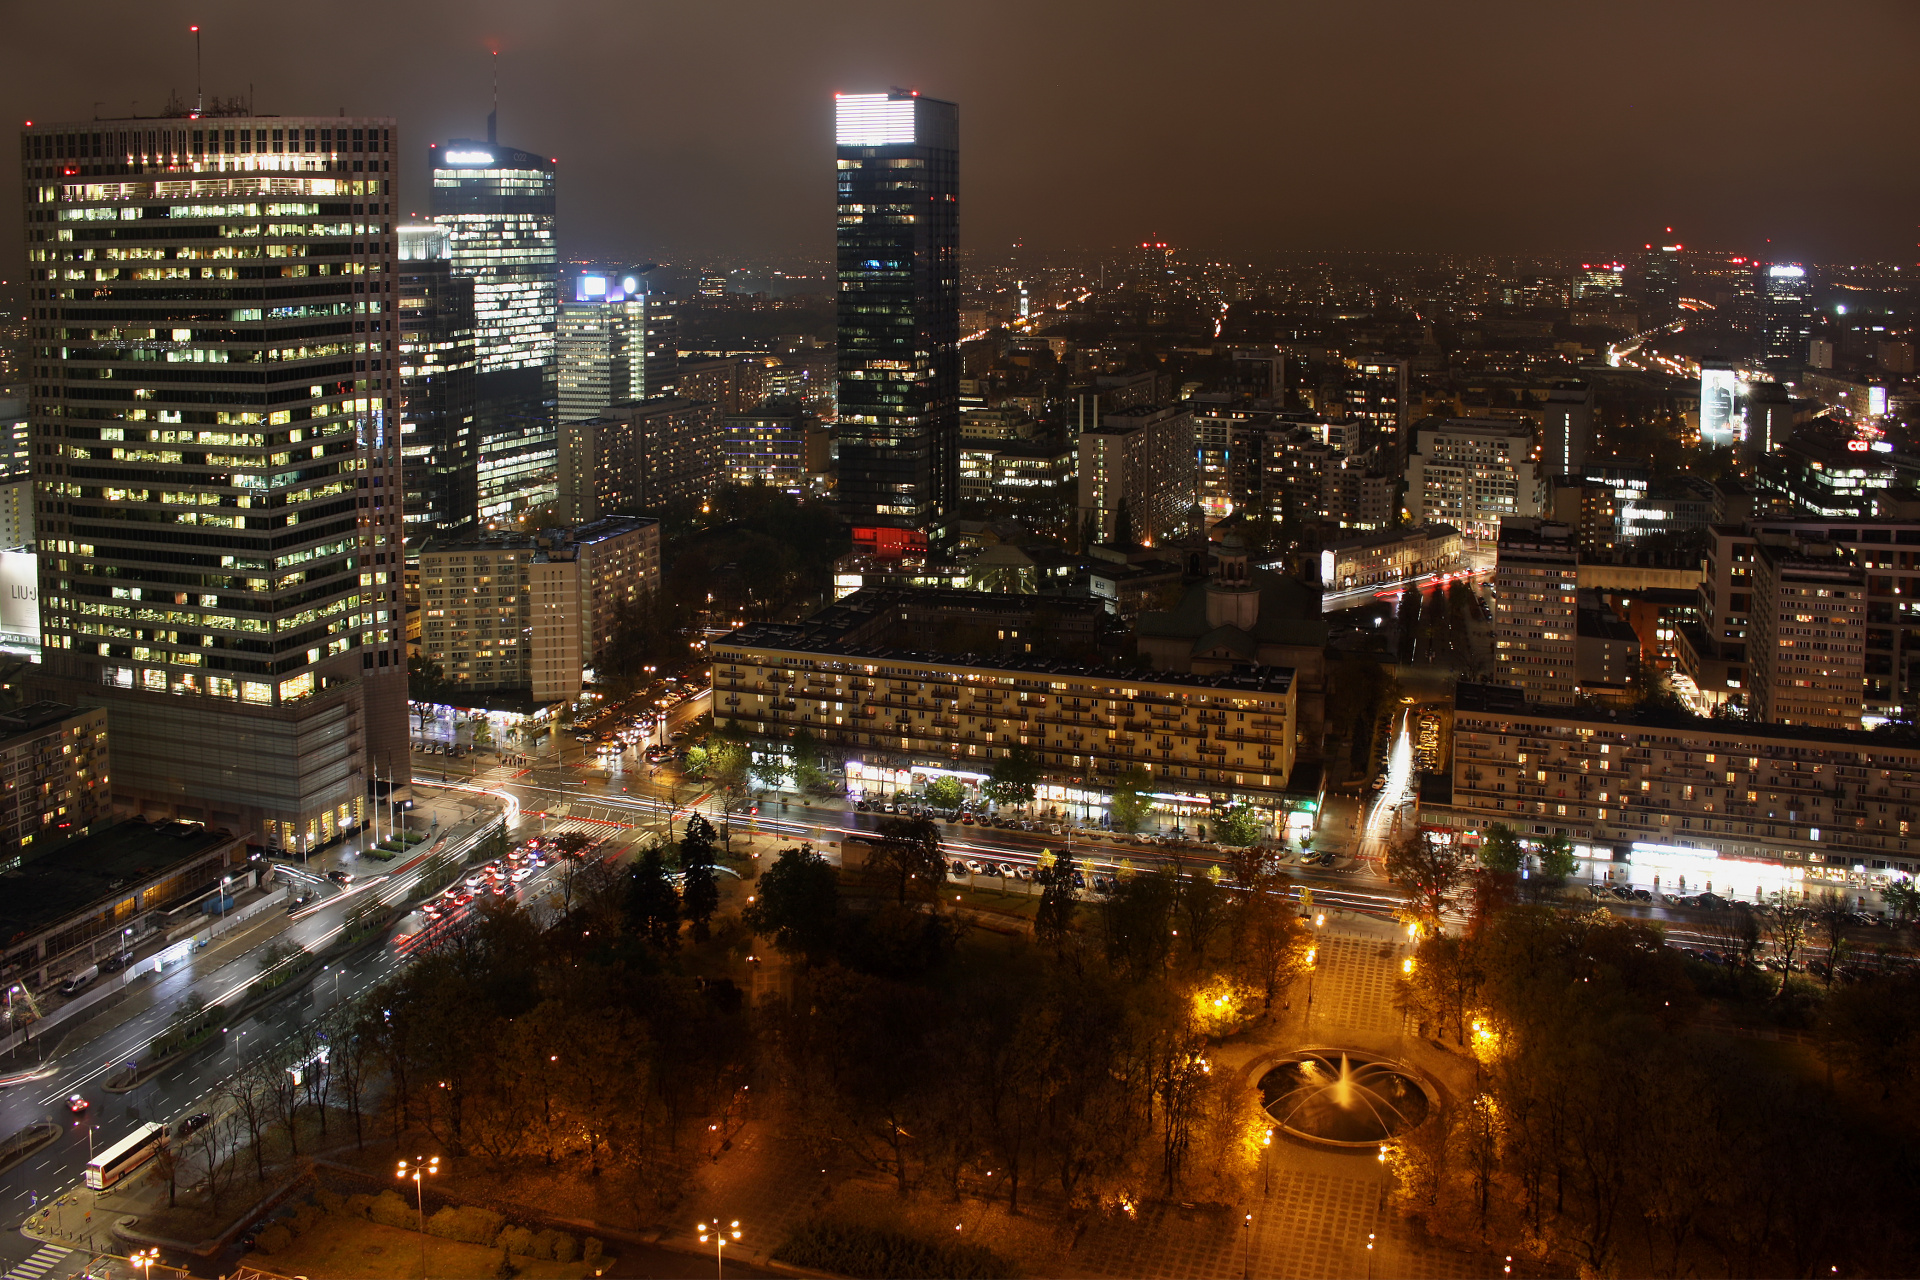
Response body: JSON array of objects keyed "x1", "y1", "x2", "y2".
[
  {"x1": 834, "y1": 91, "x2": 959, "y2": 547},
  {"x1": 397, "y1": 225, "x2": 478, "y2": 549}
]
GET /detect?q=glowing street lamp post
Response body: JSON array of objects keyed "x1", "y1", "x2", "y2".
[
  {"x1": 698, "y1": 1219, "x2": 741, "y2": 1280},
  {"x1": 397, "y1": 1155, "x2": 438, "y2": 1279}
]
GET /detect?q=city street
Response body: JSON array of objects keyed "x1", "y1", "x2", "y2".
[{"x1": 0, "y1": 814, "x2": 504, "y2": 1277}]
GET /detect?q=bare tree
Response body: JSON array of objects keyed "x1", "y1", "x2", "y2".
[
  {"x1": 218, "y1": 1062, "x2": 274, "y2": 1185},
  {"x1": 1385, "y1": 829, "x2": 1470, "y2": 934},
  {"x1": 1807, "y1": 890, "x2": 1854, "y2": 986},
  {"x1": 266, "y1": 1043, "x2": 304, "y2": 1157}
]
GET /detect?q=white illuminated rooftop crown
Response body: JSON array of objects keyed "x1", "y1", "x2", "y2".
[{"x1": 836, "y1": 93, "x2": 915, "y2": 146}]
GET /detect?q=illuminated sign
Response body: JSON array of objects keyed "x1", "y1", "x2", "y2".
[
  {"x1": 1848, "y1": 440, "x2": 1871, "y2": 452},
  {"x1": 1870, "y1": 386, "x2": 1888, "y2": 417},
  {"x1": 580, "y1": 274, "x2": 607, "y2": 298},
  {"x1": 1699, "y1": 365, "x2": 1740, "y2": 446},
  {"x1": 443, "y1": 150, "x2": 494, "y2": 165},
  {"x1": 835, "y1": 93, "x2": 915, "y2": 146},
  {"x1": 1767, "y1": 264, "x2": 1805, "y2": 279},
  {"x1": 0, "y1": 550, "x2": 40, "y2": 652}
]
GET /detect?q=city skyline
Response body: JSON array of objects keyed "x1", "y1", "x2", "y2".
[{"x1": 3, "y1": 0, "x2": 1919, "y2": 271}]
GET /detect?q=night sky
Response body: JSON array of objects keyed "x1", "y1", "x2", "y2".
[{"x1": 4, "y1": 0, "x2": 1919, "y2": 265}]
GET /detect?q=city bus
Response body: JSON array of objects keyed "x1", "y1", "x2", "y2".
[{"x1": 85, "y1": 1122, "x2": 166, "y2": 1190}]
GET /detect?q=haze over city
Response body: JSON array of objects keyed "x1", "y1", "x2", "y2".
[{"x1": 3, "y1": 0, "x2": 1919, "y2": 262}]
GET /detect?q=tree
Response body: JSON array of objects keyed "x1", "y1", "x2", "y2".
[
  {"x1": 1884, "y1": 876, "x2": 1920, "y2": 925},
  {"x1": 1212, "y1": 802, "x2": 1265, "y2": 847},
  {"x1": 1098, "y1": 867, "x2": 1177, "y2": 982},
  {"x1": 1385, "y1": 830, "x2": 1469, "y2": 935},
  {"x1": 1534, "y1": 831, "x2": 1576, "y2": 882},
  {"x1": 1395, "y1": 587, "x2": 1422, "y2": 662},
  {"x1": 679, "y1": 814, "x2": 721, "y2": 943},
  {"x1": 1109, "y1": 766, "x2": 1154, "y2": 834},
  {"x1": 750, "y1": 752, "x2": 791, "y2": 792},
  {"x1": 1033, "y1": 849, "x2": 1078, "y2": 948},
  {"x1": 1231, "y1": 875, "x2": 1308, "y2": 1011},
  {"x1": 925, "y1": 776, "x2": 965, "y2": 811},
  {"x1": 1174, "y1": 870, "x2": 1228, "y2": 967},
  {"x1": 869, "y1": 815, "x2": 945, "y2": 905},
  {"x1": 1477, "y1": 822, "x2": 1524, "y2": 874},
  {"x1": 742, "y1": 847, "x2": 840, "y2": 964},
  {"x1": 626, "y1": 846, "x2": 682, "y2": 952},
  {"x1": 983, "y1": 746, "x2": 1043, "y2": 809},
  {"x1": 219, "y1": 1055, "x2": 274, "y2": 1184}
]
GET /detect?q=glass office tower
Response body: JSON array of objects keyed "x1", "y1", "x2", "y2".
[
  {"x1": 18, "y1": 113, "x2": 409, "y2": 849},
  {"x1": 429, "y1": 133, "x2": 557, "y2": 522},
  {"x1": 556, "y1": 267, "x2": 677, "y2": 423},
  {"x1": 398, "y1": 225, "x2": 478, "y2": 550},
  {"x1": 834, "y1": 91, "x2": 959, "y2": 545}
]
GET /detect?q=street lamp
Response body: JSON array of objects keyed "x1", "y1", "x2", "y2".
[
  {"x1": 1242, "y1": 1211, "x2": 1252, "y2": 1280},
  {"x1": 397, "y1": 1155, "x2": 439, "y2": 1279},
  {"x1": 132, "y1": 1247, "x2": 160, "y2": 1278},
  {"x1": 1262, "y1": 1127, "x2": 1273, "y2": 1196},
  {"x1": 697, "y1": 1219, "x2": 741, "y2": 1280}
]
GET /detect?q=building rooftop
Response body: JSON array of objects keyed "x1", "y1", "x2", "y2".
[
  {"x1": 0, "y1": 820, "x2": 237, "y2": 945},
  {"x1": 0, "y1": 702, "x2": 85, "y2": 747},
  {"x1": 1454, "y1": 681, "x2": 1914, "y2": 752},
  {"x1": 1321, "y1": 523, "x2": 1460, "y2": 553},
  {"x1": 717, "y1": 620, "x2": 1296, "y2": 696}
]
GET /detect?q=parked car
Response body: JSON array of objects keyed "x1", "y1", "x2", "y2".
[{"x1": 178, "y1": 1112, "x2": 213, "y2": 1137}]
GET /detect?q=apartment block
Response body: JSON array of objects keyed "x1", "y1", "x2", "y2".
[
  {"x1": 418, "y1": 516, "x2": 660, "y2": 703},
  {"x1": 1747, "y1": 538, "x2": 1865, "y2": 729},
  {"x1": 1405, "y1": 418, "x2": 1544, "y2": 539},
  {"x1": 0, "y1": 701, "x2": 109, "y2": 863},
  {"x1": 1076, "y1": 405, "x2": 1195, "y2": 544},
  {"x1": 559, "y1": 397, "x2": 722, "y2": 522},
  {"x1": 1491, "y1": 518, "x2": 1580, "y2": 705}
]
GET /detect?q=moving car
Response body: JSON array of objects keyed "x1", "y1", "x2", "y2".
[{"x1": 68, "y1": 1094, "x2": 89, "y2": 1113}]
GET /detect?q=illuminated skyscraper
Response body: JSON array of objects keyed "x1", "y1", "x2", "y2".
[
  {"x1": 397, "y1": 225, "x2": 477, "y2": 549},
  {"x1": 556, "y1": 267, "x2": 676, "y2": 423},
  {"x1": 19, "y1": 113, "x2": 408, "y2": 848},
  {"x1": 429, "y1": 127, "x2": 557, "y2": 522},
  {"x1": 834, "y1": 90, "x2": 959, "y2": 547},
  {"x1": 1759, "y1": 263, "x2": 1811, "y2": 364}
]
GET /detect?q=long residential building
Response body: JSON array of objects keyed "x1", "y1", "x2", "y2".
[
  {"x1": 712, "y1": 619, "x2": 1301, "y2": 814},
  {"x1": 1436, "y1": 681, "x2": 1920, "y2": 894}
]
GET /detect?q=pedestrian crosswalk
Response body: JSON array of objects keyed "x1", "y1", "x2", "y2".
[{"x1": 5, "y1": 1245, "x2": 71, "y2": 1280}]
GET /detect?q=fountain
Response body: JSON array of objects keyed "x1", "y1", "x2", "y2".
[{"x1": 1255, "y1": 1049, "x2": 1432, "y2": 1147}]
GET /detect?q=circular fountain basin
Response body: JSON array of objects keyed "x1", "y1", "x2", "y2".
[{"x1": 1255, "y1": 1048, "x2": 1433, "y2": 1147}]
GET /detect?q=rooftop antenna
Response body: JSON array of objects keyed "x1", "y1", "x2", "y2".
[
  {"x1": 487, "y1": 50, "x2": 498, "y2": 146},
  {"x1": 190, "y1": 25, "x2": 202, "y2": 115}
]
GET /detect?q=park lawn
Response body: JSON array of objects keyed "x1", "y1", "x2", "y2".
[{"x1": 253, "y1": 1214, "x2": 602, "y2": 1280}]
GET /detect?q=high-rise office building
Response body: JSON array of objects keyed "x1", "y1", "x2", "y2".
[
  {"x1": 1343, "y1": 355, "x2": 1407, "y2": 453},
  {"x1": 556, "y1": 267, "x2": 676, "y2": 423},
  {"x1": 398, "y1": 225, "x2": 478, "y2": 550},
  {"x1": 1759, "y1": 264, "x2": 1811, "y2": 364},
  {"x1": 429, "y1": 127, "x2": 557, "y2": 522},
  {"x1": 834, "y1": 90, "x2": 960, "y2": 540},
  {"x1": 1541, "y1": 381, "x2": 1594, "y2": 477},
  {"x1": 19, "y1": 113, "x2": 409, "y2": 851}
]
